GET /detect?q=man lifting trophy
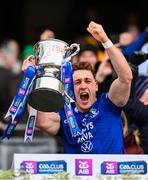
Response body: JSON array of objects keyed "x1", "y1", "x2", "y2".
[{"x1": 3, "y1": 21, "x2": 132, "y2": 154}]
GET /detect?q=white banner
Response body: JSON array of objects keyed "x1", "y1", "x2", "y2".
[{"x1": 12, "y1": 154, "x2": 148, "y2": 179}]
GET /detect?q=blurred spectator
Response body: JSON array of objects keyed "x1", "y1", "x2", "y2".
[
  {"x1": 122, "y1": 111, "x2": 144, "y2": 154},
  {"x1": 95, "y1": 52, "x2": 113, "y2": 83},
  {"x1": 0, "y1": 38, "x2": 21, "y2": 135},
  {"x1": 124, "y1": 68, "x2": 148, "y2": 153},
  {"x1": 40, "y1": 29, "x2": 55, "y2": 40},
  {"x1": 21, "y1": 29, "x2": 55, "y2": 60},
  {"x1": 120, "y1": 28, "x2": 148, "y2": 58},
  {"x1": 119, "y1": 32, "x2": 135, "y2": 46},
  {"x1": 90, "y1": 33, "x2": 148, "y2": 154},
  {"x1": 125, "y1": 23, "x2": 140, "y2": 41},
  {"x1": 95, "y1": 51, "x2": 115, "y2": 97},
  {"x1": 0, "y1": 39, "x2": 21, "y2": 74},
  {"x1": 119, "y1": 21, "x2": 148, "y2": 74},
  {"x1": 0, "y1": 65, "x2": 13, "y2": 135},
  {"x1": 73, "y1": 33, "x2": 105, "y2": 61},
  {"x1": 78, "y1": 44, "x2": 99, "y2": 69}
]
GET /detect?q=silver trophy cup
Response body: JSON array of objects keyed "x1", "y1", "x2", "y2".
[{"x1": 28, "y1": 39, "x2": 80, "y2": 112}]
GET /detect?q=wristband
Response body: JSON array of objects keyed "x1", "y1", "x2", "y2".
[{"x1": 102, "y1": 39, "x2": 113, "y2": 49}]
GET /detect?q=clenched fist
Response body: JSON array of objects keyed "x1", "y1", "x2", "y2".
[{"x1": 87, "y1": 21, "x2": 108, "y2": 43}]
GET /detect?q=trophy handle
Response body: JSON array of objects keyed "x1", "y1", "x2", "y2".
[{"x1": 69, "y1": 43, "x2": 80, "y2": 57}]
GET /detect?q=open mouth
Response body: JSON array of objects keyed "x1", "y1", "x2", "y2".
[{"x1": 80, "y1": 92, "x2": 89, "y2": 101}]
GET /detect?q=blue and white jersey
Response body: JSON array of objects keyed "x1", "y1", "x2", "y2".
[{"x1": 58, "y1": 93, "x2": 124, "y2": 154}]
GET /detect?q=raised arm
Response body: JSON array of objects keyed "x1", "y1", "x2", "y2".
[{"x1": 87, "y1": 21, "x2": 133, "y2": 106}]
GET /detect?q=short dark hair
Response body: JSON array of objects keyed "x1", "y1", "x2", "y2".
[{"x1": 72, "y1": 61, "x2": 95, "y2": 78}]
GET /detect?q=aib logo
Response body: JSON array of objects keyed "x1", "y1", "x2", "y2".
[
  {"x1": 75, "y1": 159, "x2": 92, "y2": 176},
  {"x1": 101, "y1": 161, "x2": 118, "y2": 175},
  {"x1": 20, "y1": 161, "x2": 37, "y2": 174}
]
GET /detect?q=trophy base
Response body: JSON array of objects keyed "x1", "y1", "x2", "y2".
[{"x1": 28, "y1": 88, "x2": 64, "y2": 112}]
